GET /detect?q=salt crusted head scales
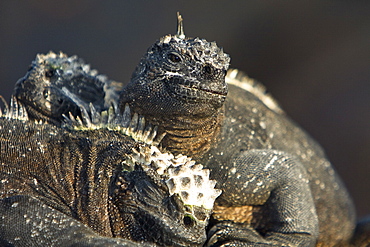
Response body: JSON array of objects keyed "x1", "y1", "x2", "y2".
[
  {"x1": 159, "y1": 12, "x2": 230, "y2": 71},
  {"x1": 158, "y1": 37, "x2": 230, "y2": 72},
  {"x1": 121, "y1": 13, "x2": 230, "y2": 119},
  {"x1": 13, "y1": 51, "x2": 122, "y2": 124}
]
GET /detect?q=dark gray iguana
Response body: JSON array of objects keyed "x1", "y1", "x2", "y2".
[
  {"x1": 0, "y1": 96, "x2": 221, "y2": 245},
  {"x1": 118, "y1": 15, "x2": 370, "y2": 246},
  {"x1": 13, "y1": 51, "x2": 124, "y2": 126},
  {"x1": 6, "y1": 15, "x2": 370, "y2": 246}
]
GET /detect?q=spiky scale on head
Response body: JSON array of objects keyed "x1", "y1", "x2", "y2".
[
  {"x1": 35, "y1": 51, "x2": 99, "y2": 78},
  {"x1": 120, "y1": 13, "x2": 230, "y2": 119},
  {"x1": 176, "y1": 12, "x2": 185, "y2": 39},
  {"x1": 159, "y1": 35, "x2": 230, "y2": 71},
  {"x1": 13, "y1": 51, "x2": 122, "y2": 125}
]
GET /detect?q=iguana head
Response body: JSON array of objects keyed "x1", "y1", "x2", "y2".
[
  {"x1": 120, "y1": 13, "x2": 230, "y2": 119},
  {"x1": 13, "y1": 52, "x2": 111, "y2": 124},
  {"x1": 112, "y1": 148, "x2": 220, "y2": 246}
]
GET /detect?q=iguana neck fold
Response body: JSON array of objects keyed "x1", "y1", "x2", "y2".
[{"x1": 127, "y1": 104, "x2": 225, "y2": 159}]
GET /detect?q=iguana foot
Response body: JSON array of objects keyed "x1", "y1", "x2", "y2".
[{"x1": 206, "y1": 221, "x2": 316, "y2": 247}]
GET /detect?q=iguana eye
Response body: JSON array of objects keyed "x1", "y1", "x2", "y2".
[
  {"x1": 45, "y1": 69, "x2": 55, "y2": 78},
  {"x1": 168, "y1": 52, "x2": 182, "y2": 63},
  {"x1": 204, "y1": 65, "x2": 213, "y2": 74},
  {"x1": 183, "y1": 215, "x2": 195, "y2": 227}
]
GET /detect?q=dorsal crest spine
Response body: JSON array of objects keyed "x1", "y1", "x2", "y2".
[
  {"x1": 0, "y1": 96, "x2": 29, "y2": 121},
  {"x1": 63, "y1": 103, "x2": 166, "y2": 146}
]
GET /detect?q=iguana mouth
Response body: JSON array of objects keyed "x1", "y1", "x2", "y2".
[
  {"x1": 179, "y1": 84, "x2": 227, "y2": 96},
  {"x1": 171, "y1": 84, "x2": 226, "y2": 105},
  {"x1": 165, "y1": 75, "x2": 227, "y2": 105}
]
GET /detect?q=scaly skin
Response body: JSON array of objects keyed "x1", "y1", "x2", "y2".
[
  {"x1": 0, "y1": 97, "x2": 220, "y2": 246},
  {"x1": 119, "y1": 15, "x2": 366, "y2": 246},
  {"x1": 13, "y1": 51, "x2": 123, "y2": 125},
  {"x1": 5, "y1": 14, "x2": 369, "y2": 246}
]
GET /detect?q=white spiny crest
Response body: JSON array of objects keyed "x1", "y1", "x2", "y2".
[
  {"x1": 0, "y1": 95, "x2": 29, "y2": 121},
  {"x1": 63, "y1": 103, "x2": 165, "y2": 146},
  {"x1": 166, "y1": 164, "x2": 222, "y2": 210},
  {"x1": 127, "y1": 145, "x2": 222, "y2": 210},
  {"x1": 226, "y1": 69, "x2": 284, "y2": 114}
]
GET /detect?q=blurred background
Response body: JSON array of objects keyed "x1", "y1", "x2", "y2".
[{"x1": 0, "y1": 1, "x2": 369, "y2": 218}]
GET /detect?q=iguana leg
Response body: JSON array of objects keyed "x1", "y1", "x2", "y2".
[
  {"x1": 207, "y1": 149, "x2": 319, "y2": 246},
  {"x1": 0, "y1": 195, "x2": 154, "y2": 247}
]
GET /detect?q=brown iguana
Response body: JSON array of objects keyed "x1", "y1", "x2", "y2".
[{"x1": 118, "y1": 14, "x2": 370, "y2": 246}]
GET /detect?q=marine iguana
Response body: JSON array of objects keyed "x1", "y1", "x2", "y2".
[
  {"x1": 119, "y1": 14, "x2": 369, "y2": 246},
  {"x1": 13, "y1": 51, "x2": 123, "y2": 126},
  {"x1": 6, "y1": 14, "x2": 369, "y2": 246},
  {"x1": 0, "y1": 97, "x2": 221, "y2": 246}
]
